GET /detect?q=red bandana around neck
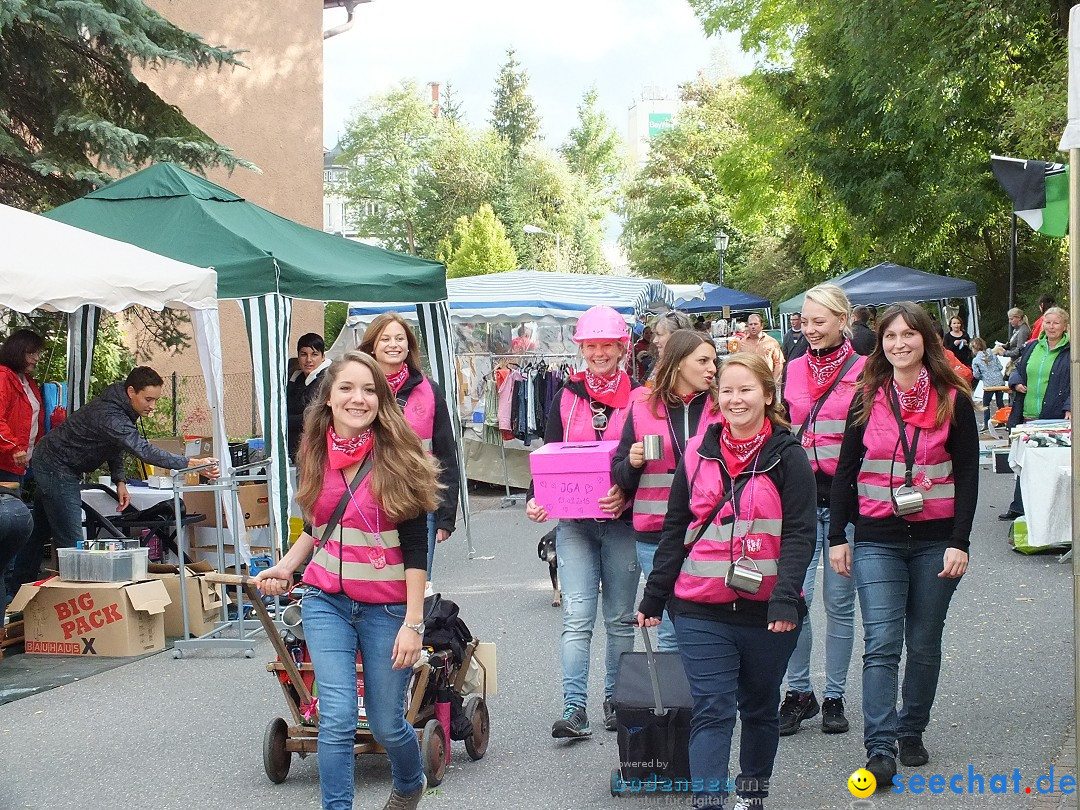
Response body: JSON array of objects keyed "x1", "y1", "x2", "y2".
[
  {"x1": 806, "y1": 340, "x2": 854, "y2": 399},
  {"x1": 385, "y1": 364, "x2": 410, "y2": 394},
  {"x1": 327, "y1": 427, "x2": 374, "y2": 470},
  {"x1": 890, "y1": 366, "x2": 937, "y2": 429},
  {"x1": 569, "y1": 368, "x2": 631, "y2": 408},
  {"x1": 720, "y1": 419, "x2": 773, "y2": 477}
]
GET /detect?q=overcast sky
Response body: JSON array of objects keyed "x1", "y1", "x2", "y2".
[{"x1": 322, "y1": 0, "x2": 753, "y2": 150}]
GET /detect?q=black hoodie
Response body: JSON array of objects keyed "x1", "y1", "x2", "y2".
[{"x1": 638, "y1": 422, "x2": 816, "y2": 628}]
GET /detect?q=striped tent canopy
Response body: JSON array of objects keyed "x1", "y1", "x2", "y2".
[{"x1": 346, "y1": 270, "x2": 676, "y2": 327}]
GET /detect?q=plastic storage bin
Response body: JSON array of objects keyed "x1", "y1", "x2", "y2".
[{"x1": 58, "y1": 547, "x2": 150, "y2": 583}]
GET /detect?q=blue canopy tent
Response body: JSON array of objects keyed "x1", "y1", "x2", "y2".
[
  {"x1": 778, "y1": 263, "x2": 980, "y2": 336},
  {"x1": 674, "y1": 282, "x2": 773, "y2": 326}
]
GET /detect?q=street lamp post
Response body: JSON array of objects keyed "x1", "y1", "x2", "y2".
[
  {"x1": 714, "y1": 230, "x2": 730, "y2": 288},
  {"x1": 524, "y1": 224, "x2": 560, "y2": 271}
]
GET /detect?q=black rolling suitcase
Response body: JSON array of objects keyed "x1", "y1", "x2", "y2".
[{"x1": 610, "y1": 625, "x2": 693, "y2": 797}]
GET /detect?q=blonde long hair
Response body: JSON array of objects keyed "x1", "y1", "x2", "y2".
[{"x1": 296, "y1": 351, "x2": 441, "y2": 523}]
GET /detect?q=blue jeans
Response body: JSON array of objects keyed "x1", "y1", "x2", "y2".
[
  {"x1": 425, "y1": 512, "x2": 436, "y2": 580},
  {"x1": 556, "y1": 517, "x2": 639, "y2": 708},
  {"x1": 674, "y1": 614, "x2": 800, "y2": 805},
  {"x1": 785, "y1": 507, "x2": 856, "y2": 698},
  {"x1": 7, "y1": 457, "x2": 83, "y2": 595},
  {"x1": 853, "y1": 540, "x2": 961, "y2": 758},
  {"x1": 301, "y1": 588, "x2": 423, "y2": 810},
  {"x1": 0, "y1": 491, "x2": 33, "y2": 615},
  {"x1": 636, "y1": 540, "x2": 677, "y2": 652}
]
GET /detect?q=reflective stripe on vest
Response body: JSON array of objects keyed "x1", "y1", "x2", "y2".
[
  {"x1": 672, "y1": 434, "x2": 785, "y2": 605},
  {"x1": 784, "y1": 352, "x2": 865, "y2": 478},
  {"x1": 855, "y1": 388, "x2": 957, "y2": 521},
  {"x1": 628, "y1": 390, "x2": 722, "y2": 532},
  {"x1": 561, "y1": 386, "x2": 631, "y2": 443}
]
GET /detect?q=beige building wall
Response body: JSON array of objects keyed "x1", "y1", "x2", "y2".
[{"x1": 131, "y1": 0, "x2": 325, "y2": 435}]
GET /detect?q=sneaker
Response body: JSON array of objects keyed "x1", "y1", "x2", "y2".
[
  {"x1": 898, "y1": 736, "x2": 930, "y2": 767},
  {"x1": 603, "y1": 699, "x2": 618, "y2": 732},
  {"x1": 821, "y1": 697, "x2": 849, "y2": 733},
  {"x1": 998, "y1": 510, "x2": 1022, "y2": 521},
  {"x1": 731, "y1": 797, "x2": 764, "y2": 809},
  {"x1": 865, "y1": 754, "x2": 897, "y2": 793},
  {"x1": 382, "y1": 774, "x2": 426, "y2": 810},
  {"x1": 552, "y1": 705, "x2": 591, "y2": 738},
  {"x1": 778, "y1": 690, "x2": 819, "y2": 736}
]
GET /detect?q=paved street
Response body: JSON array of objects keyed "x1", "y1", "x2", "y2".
[{"x1": 0, "y1": 468, "x2": 1075, "y2": 809}]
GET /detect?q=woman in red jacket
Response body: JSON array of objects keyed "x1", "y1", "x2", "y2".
[
  {"x1": 637, "y1": 352, "x2": 816, "y2": 809},
  {"x1": 0, "y1": 330, "x2": 45, "y2": 487}
]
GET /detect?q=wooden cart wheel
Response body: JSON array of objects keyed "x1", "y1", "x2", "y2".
[
  {"x1": 463, "y1": 695, "x2": 489, "y2": 760},
  {"x1": 263, "y1": 717, "x2": 292, "y2": 784},
  {"x1": 420, "y1": 718, "x2": 447, "y2": 787}
]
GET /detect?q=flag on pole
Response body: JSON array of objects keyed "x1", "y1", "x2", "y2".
[{"x1": 991, "y1": 155, "x2": 1070, "y2": 238}]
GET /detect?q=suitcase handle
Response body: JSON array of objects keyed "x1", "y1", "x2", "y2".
[{"x1": 622, "y1": 617, "x2": 667, "y2": 717}]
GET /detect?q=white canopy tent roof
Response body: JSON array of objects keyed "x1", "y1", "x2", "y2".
[
  {"x1": 0, "y1": 203, "x2": 228, "y2": 497},
  {"x1": 1, "y1": 203, "x2": 218, "y2": 312},
  {"x1": 343, "y1": 270, "x2": 676, "y2": 328}
]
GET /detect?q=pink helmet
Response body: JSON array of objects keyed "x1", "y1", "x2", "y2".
[{"x1": 573, "y1": 305, "x2": 630, "y2": 345}]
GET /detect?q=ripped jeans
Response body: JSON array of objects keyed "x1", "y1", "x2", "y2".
[{"x1": 555, "y1": 517, "x2": 640, "y2": 709}]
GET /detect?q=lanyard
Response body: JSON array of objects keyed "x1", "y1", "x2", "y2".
[
  {"x1": 888, "y1": 388, "x2": 922, "y2": 487},
  {"x1": 341, "y1": 469, "x2": 387, "y2": 570}
]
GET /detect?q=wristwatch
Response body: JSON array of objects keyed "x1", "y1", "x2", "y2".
[{"x1": 402, "y1": 620, "x2": 425, "y2": 636}]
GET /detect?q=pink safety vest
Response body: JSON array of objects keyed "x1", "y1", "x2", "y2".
[
  {"x1": 628, "y1": 389, "x2": 723, "y2": 532},
  {"x1": 856, "y1": 388, "x2": 957, "y2": 522},
  {"x1": 673, "y1": 435, "x2": 785, "y2": 605},
  {"x1": 401, "y1": 376, "x2": 435, "y2": 452},
  {"x1": 784, "y1": 350, "x2": 865, "y2": 478},
  {"x1": 302, "y1": 467, "x2": 408, "y2": 604},
  {"x1": 559, "y1": 383, "x2": 634, "y2": 443}
]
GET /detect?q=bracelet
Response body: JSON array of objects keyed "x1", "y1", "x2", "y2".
[{"x1": 402, "y1": 620, "x2": 425, "y2": 636}]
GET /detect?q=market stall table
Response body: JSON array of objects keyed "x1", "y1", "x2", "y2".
[{"x1": 1009, "y1": 436, "x2": 1072, "y2": 550}]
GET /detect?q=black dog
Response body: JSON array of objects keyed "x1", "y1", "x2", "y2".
[{"x1": 537, "y1": 528, "x2": 560, "y2": 607}]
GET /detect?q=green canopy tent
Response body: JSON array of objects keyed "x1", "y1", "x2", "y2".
[{"x1": 46, "y1": 163, "x2": 467, "y2": 554}]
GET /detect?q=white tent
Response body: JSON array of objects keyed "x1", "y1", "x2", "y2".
[
  {"x1": 340, "y1": 270, "x2": 676, "y2": 332},
  {"x1": 0, "y1": 203, "x2": 228, "y2": 491}
]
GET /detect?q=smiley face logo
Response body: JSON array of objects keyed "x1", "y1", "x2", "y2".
[{"x1": 848, "y1": 768, "x2": 876, "y2": 797}]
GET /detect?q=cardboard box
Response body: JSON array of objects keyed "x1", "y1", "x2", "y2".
[
  {"x1": 529, "y1": 440, "x2": 619, "y2": 519},
  {"x1": 148, "y1": 561, "x2": 225, "y2": 638},
  {"x1": 183, "y1": 482, "x2": 270, "y2": 529},
  {"x1": 9, "y1": 577, "x2": 171, "y2": 657}
]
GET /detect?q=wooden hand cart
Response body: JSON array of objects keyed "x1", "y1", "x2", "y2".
[{"x1": 204, "y1": 573, "x2": 490, "y2": 787}]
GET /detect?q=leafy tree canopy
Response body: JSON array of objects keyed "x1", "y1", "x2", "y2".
[
  {"x1": 489, "y1": 48, "x2": 540, "y2": 161},
  {"x1": 437, "y1": 203, "x2": 517, "y2": 278}
]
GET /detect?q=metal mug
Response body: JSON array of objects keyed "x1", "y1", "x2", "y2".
[
  {"x1": 891, "y1": 486, "x2": 925, "y2": 517},
  {"x1": 281, "y1": 600, "x2": 305, "y2": 640},
  {"x1": 642, "y1": 434, "x2": 664, "y2": 462},
  {"x1": 724, "y1": 555, "x2": 763, "y2": 594}
]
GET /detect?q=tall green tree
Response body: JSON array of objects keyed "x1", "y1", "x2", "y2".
[
  {"x1": 489, "y1": 48, "x2": 540, "y2": 161},
  {"x1": 436, "y1": 204, "x2": 517, "y2": 278},
  {"x1": 560, "y1": 87, "x2": 625, "y2": 207},
  {"x1": 440, "y1": 81, "x2": 465, "y2": 126},
  {"x1": 0, "y1": 0, "x2": 250, "y2": 210},
  {"x1": 338, "y1": 80, "x2": 438, "y2": 254}
]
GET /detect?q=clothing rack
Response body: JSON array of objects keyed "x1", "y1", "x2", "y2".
[{"x1": 469, "y1": 352, "x2": 577, "y2": 507}]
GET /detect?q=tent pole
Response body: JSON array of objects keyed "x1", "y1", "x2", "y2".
[
  {"x1": 1068, "y1": 147, "x2": 1080, "y2": 789},
  {"x1": 1009, "y1": 213, "x2": 1017, "y2": 310}
]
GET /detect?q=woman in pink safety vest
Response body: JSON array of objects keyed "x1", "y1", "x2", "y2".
[
  {"x1": 526, "y1": 305, "x2": 643, "y2": 739},
  {"x1": 255, "y1": 351, "x2": 441, "y2": 810},
  {"x1": 612, "y1": 329, "x2": 721, "y2": 652},
  {"x1": 359, "y1": 313, "x2": 460, "y2": 581},
  {"x1": 637, "y1": 353, "x2": 816, "y2": 810},
  {"x1": 828, "y1": 302, "x2": 978, "y2": 793},
  {"x1": 777, "y1": 284, "x2": 866, "y2": 738}
]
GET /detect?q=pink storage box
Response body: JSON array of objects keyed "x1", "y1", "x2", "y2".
[{"x1": 529, "y1": 440, "x2": 619, "y2": 520}]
